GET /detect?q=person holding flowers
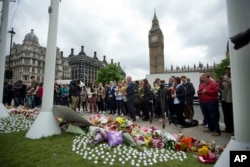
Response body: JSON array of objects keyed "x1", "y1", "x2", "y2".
[
  {"x1": 87, "y1": 82, "x2": 97, "y2": 113},
  {"x1": 125, "y1": 76, "x2": 136, "y2": 122},
  {"x1": 172, "y1": 77, "x2": 186, "y2": 128},
  {"x1": 167, "y1": 76, "x2": 176, "y2": 124},
  {"x1": 198, "y1": 73, "x2": 221, "y2": 136},
  {"x1": 115, "y1": 81, "x2": 125, "y2": 116}
]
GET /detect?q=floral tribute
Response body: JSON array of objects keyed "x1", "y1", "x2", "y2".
[
  {"x1": 0, "y1": 108, "x2": 225, "y2": 166},
  {"x1": 85, "y1": 114, "x2": 224, "y2": 165},
  {"x1": 10, "y1": 106, "x2": 40, "y2": 119}
]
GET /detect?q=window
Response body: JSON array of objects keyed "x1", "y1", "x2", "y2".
[
  {"x1": 24, "y1": 67, "x2": 29, "y2": 72},
  {"x1": 24, "y1": 58, "x2": 29, "y2": 64}
]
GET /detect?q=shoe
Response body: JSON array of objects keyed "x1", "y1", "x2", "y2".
[
  {"x1": 221, "y1": 130, "x2": 232, "y2": 133},
  {"x1": 185, "y1": 119, "x2": 192, "y2": 123},
  {"x1": 203, "y1": 129, "x2": 212, "y2": 132},
  {"x1": 121, "y1": 113, "x2": 124, "y2": 117},
  {"x1": 221, "y1": 129, "x2": 233, "y2": 133},
  {"x1": 136, "y1": 116, "x2": 140, "y2": 119},
  {"x1": 132, "y1": 118, "x2": 136, "y2": 122},
  {"x1": 199, "y1": 122, "x2": 207, "y2": 126},
  {"x1": 204, "y1": 125, "x2": 208, "y2": 128},
  {"x1": 103, "y1": 111, "x2": 106, "y2": 114},
  {"x1": 142, "y1": 118, "x2": 149, "y2": 121},
  {"x1": 212, "y1": 132, "x2": 221, "y2": 136},
  {"x1": 115, "y1": 113, "x2": 118, "y2": 116}
]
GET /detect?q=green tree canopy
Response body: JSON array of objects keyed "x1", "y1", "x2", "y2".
[
  {"x1": 213, "y1": 58, "x2": 230, "y2": 79},
  {"x1": 96, "y1": 64, "x2": 124, "y2": 85}
]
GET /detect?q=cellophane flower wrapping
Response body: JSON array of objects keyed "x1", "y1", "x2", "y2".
[
  {"x1": 90, "y1": 127, "x2": 107, "y2": 144},
  {"x1": 107, "y1": 130, "x2": 123, "y2": 146},
  {"x1": 65, "y1": 123, "x2": 85, "y2": 135}
]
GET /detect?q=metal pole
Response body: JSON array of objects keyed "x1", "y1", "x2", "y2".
[
  {"x1": 8, "y1": 28, "x2": 15, "y2": 78},
  {"x1": 0, "y1": 0, "x2": 10, "y2": 118}
]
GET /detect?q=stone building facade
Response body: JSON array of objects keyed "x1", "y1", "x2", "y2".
[
  {"x1": 67, "y1": 46, "x2": 126, "y2": 86},
  {"x1": 148, "y1": 12, "x2": 218, "y2": 77},
  {"x1": 5, "y1": 29, "x2": 126, "y2": 85},
  {"x1": 148, "y1": 12, "x2": 165, "y2": 74}
]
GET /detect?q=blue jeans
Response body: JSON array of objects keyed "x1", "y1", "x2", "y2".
[{"x1": 200, "y1": 101, "x2": 220, "y2": 133}]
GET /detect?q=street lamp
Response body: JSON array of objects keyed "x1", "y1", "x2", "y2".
[{"x1": 7, "y1": 27, "x2": 15, "y2": 79}]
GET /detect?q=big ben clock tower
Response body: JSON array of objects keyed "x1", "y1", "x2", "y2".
[{"x1": 148, "y1": 11, "x2": 164, "y2": 74}]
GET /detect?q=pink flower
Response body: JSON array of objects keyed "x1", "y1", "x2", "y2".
[
  {"x1": 140, "y1": 127, "x2": 148, "y2": 133},
  {"x1": 152, "y1": 137, "x2": 164, "y2": 148},
  {"x1": 150, "y1": 125, "x2": 159, "y2": 131},
  {"x1": 173, "y1": 134, "x2": 180, "y2": 141}
]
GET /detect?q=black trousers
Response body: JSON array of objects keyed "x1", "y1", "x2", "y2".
[{"x1": 221, "y1": 101, "x2": 234, "y2": 132}]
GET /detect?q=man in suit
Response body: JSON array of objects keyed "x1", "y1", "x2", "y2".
[
  {"x1": 107, "y1": 81, "x2": 116, "y2": 114},
  {"x1": 181, "y1": 76, "x2": 195, "y2": 123},
  {"x1": 125, "y1": 76, "x2": 136, "y2": 121}
]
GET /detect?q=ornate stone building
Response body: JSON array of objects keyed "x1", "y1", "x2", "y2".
[
  {"x1": 148, "y1": 12, "x2": 165, "y2": 74},
  {"x1": 5, "y1": 29, "x2": 126, "y2": 85},
  {"x1": 148, "y1": 12, "x2": 217, "y2": 77},
  {"x1": 5, "y1": 29, "x2": 70, "y2": 84},
  {"x1": 67, "y1": 46, "x2": 126, "y2": 86}
]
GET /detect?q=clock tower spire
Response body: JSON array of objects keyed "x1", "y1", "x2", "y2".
[{"x1": 148, "y1": 10, "x2": 165, "y2": 74}]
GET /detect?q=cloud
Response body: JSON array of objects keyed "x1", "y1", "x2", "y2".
[{"x1": 5, "y1": 0, "x2": 228, "y2": 81}]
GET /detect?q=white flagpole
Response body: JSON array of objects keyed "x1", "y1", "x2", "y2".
[
  {"x1": 0, "y1": 0, "x2": 10, "y2": 118},
  {"x1": 26, "y1": 0, "x2": 61, "y2": 139},
  {"x1": 215, "y1": 0, "x2": 250, "y2": 166}
]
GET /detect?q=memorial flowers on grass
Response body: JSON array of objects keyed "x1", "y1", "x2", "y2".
[{"x1": 0, "y1": 110, "x2": 225, "y2": 166}]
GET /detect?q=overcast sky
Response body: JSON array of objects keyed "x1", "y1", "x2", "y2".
[{"x1": 2, "y1": 0, "x2": 229, "y2": 80}]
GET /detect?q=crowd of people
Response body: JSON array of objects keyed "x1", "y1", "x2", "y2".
[{"x1": 2, "y1": 69, "x2": 234, "y2": 137}]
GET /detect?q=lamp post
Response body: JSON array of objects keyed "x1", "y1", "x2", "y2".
[{"x1": 8, "y1": 27, "x2": 15, "y2": 79}]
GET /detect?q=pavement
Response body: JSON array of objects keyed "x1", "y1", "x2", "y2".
[{"x1": 78, "y1": 104, "x2": 231, "y2": 146}]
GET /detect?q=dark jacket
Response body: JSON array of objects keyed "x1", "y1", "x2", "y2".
[
  {"x1": 182, "y1": 82, "x2": 195, "y2": 104},
  {"x1": 126, "y1": 81, "x2": 136, "y2": 102},
  {"x1": 175, "y1": 84, "x2": 185, "y2": 103}
]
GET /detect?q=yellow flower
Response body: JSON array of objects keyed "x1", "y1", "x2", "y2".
[
  {"x1": 145, "y1": 135, "x2": 151, "y2": 147},
  {"x1": 198, "y1": 145, "x2": 209, "y2": 156},
  {"x1": 93, "y1": 118, "x2": 100, "y2": 125},
  {"x1": 116, "y1": 117, "x2": 125, "y2": 124}
]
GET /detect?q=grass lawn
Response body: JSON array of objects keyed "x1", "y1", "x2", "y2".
[{"x1": 0, "y1": 131, "x2": 214, "y2": 167}]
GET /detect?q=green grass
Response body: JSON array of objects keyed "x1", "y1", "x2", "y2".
[{"x1": 0, "y1": 131, "x2": 214, "y2": 167}]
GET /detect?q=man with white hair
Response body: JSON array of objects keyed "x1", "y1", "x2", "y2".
[{"x1": 125, "y1": 76, "x2": 136, "y2": 121}]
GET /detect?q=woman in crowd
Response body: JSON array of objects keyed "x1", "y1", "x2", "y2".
[
  {"x1": 96, "y1": 82, "x2": 106, "y2": 114},
  {"x1": 172, "y1": 77, "x2": 186, "y2": 128},
  {"x1": 80, "y1": 87, "x2": 88, "y2": 111},
  {"x1": 140, "y1": 79, "x2": 151, "y2": 121},
  {"x1": 87, "y1": 82, "x2": 97, "y2": 113}
]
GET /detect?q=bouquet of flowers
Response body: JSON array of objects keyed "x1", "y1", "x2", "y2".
[{"x1": 10, "y1": 106, "x2": 39, "y2": 119}]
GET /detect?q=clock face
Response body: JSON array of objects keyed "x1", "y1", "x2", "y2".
[{"x1": 151, "y1": 35, "x2": 158, "y2": 42}]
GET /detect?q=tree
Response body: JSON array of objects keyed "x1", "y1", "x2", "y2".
[
  {"x1": 213, "y1": 58, "x2": 230, "y2": 79},
  {"x1": 96, "y1": 64, "x2": 124, "y2": 85}
]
